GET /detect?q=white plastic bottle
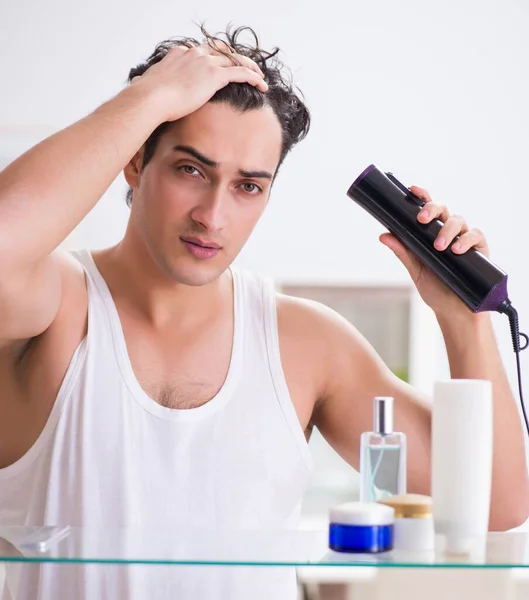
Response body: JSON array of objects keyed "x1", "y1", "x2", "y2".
[{"x1": 432, "y1": 379, "x2": 493, "y2": 554}]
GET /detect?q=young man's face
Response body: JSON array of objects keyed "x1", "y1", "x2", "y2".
[{"x1": 126, "y1": 102, "x2": 283, "y2": 286}]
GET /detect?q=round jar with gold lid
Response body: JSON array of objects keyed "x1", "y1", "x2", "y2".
[{"x1": 378, "y1": 494, "x2": 434, "y2": 551}]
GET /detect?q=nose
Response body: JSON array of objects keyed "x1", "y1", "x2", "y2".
[{"x1": 190, "y1": 187, "x2": 229, "y2": 233}]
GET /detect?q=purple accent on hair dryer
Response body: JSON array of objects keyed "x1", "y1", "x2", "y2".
[
  {"x1": 352, "y1": 164, "x2": 377, "y2": 189},
  {"x1": 347, "y1": 165, "x2": 510, "y2": 314},
  {"x1": 476, "y1": 276, "x2": 509, "y2": 312}
]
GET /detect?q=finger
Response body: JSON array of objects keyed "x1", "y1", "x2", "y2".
[
  {"x1": 451, "y1": 227, "x2": 489, "y2": 256},
  {"x1": 191, "y1": 43, "x2": 210, "y2": 54},
  {"x1": 211, "y1": 52, "x2": 265, "y2": 79},
  {"x1": 207, "y1": 39, "x2": 234, "y2": 56},
  {"x1": 167, "y1": 45, "x2": 191, "y2": 58},
  {"x1": 379, "y1": 233, "x2": 422, "y2": 279},
  {"x1": 410, "y1": 185, "x2": 433, "y2": 204},
  {"x1": 219, "y1": 66, "x2": 268, "y2": 92},
  {"x1": 203, "y1": 40, "x2": 265, "y2": 78},
  {"x1": 231, "y1": 53, "x2": 265, "y2": 79},
  {"x1": 433, "y1": 214, "x2": 468, "y2": 251},
  {"x1": 417, "y1": 201, "x2": 450, "y2": 224},
  {"x1": 159, "y1": 44, "x2": 193, "y2": 67}
]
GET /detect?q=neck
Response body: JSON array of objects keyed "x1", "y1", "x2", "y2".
[{"x1": 95, "y1": 237, "x2": 232, "y2": 330}]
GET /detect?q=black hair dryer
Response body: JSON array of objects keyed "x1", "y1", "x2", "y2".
[
  {"x1": 347, "y1": 164, "x2": 513, "y2": 316},
  {"x1": 347, "y1": 163, "x2": 529, "y2": 431}
]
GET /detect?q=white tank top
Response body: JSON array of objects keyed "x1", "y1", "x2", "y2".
[{"x1": 0, "y1": 249, "x2": 313, "y2": 600}]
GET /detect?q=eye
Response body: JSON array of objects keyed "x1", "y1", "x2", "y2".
[
  {"x1": 240, "y1": 182, "x2": 262, "y2": 195},
  {"x1": 178, "y1": 164, "x2": 202, "y2": 177}
]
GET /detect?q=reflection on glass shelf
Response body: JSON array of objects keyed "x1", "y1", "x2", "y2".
[{"x1": 0, "y1": 527, "x2": 528, "y2": 568}]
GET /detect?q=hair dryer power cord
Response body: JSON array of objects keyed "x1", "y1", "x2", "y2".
[{"x1": 499, "y1": 302, "x2": 529, "y2": 437}]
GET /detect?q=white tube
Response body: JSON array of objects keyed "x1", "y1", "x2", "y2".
[{"x1": 432, "y1": 379, "x2": 493, "y2": 554}]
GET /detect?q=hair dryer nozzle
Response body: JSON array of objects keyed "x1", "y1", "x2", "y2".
[{"x1": 350, "y1": 164, "x2": 378, "y2": 191}]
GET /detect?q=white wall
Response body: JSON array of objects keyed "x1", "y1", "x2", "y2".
[
  {"x1": 1, "y1": 0, "x2": 529, "y2": 505},
  {"x1": 2, "y1": 0, "x2": 527, "y2": 297}
]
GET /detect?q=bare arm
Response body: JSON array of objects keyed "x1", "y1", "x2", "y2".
[
  {"x1": 375, "y1": 183, "x2": 529, "y2": 530},
  {"x1": 301, "y1": 300, "x2": 432, "y2": 496},
  {"x1": 304, "y1": 299, "x2": 528, "y2": 532},
  {"x1": 0, "y1": 85, "x2": 163, "y2": 344},
  {"x1": 437, "y1": 311, "x2": 529, "y2": 529},
  {"x1": 308, "y1": 176, "x2": 529, "y2": 531},
  {"x1": 0, "y1": 44, "x2": 267, "y2": 345},
  {"x1": 0, "y1": 85, "x2": 162, "y2": 271}
]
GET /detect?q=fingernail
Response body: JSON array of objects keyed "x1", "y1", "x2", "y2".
[
  {"x1": 452, "y1": 242, "x2": 461, "y2": 252},
  {"x1": 419, "y1": 209, "x2": 429, "y2": 220},
  {"x1": 436, "y1": 237, "x2": 446, "y2": 249}
]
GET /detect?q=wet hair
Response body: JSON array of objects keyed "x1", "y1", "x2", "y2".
[{"x1": 125, "y1": 24, "x2": 311, "y2": 206}]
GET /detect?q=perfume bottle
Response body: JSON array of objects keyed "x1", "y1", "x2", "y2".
[{"x1": 360, "y1": 396, "x2": 406, "y2": 503}]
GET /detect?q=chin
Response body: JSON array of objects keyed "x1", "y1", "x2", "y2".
[{"x1": 164, "y1": 259, "x2": 227, "y2": 287}]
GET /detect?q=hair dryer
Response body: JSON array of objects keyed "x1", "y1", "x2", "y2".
[
  {"x1": 347, "y1": 164, "x2": 529, "y2": 432},
  {"x1": 347, "y1": 164, "x2": 512, "y2": 315}
]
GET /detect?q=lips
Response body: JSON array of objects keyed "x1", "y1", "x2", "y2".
[
  {"x1": 180, "y1": 237, "x2": 222, "y2": 260},
  {"x1": 180, "y1": 236, "x2": 221, "y2": 250}
]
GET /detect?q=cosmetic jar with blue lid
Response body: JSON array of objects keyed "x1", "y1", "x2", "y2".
[{"x1": 329, "y1": 501, "x2": 395, "y2": 553}]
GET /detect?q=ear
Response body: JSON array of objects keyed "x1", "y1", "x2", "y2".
[{"x1": 123, "y1": 147, "x2": 145, "y2": 189}]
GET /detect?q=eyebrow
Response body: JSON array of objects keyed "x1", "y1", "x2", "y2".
[{"x1": 173, "y1": 144, "x2": 273, "y2": 180}]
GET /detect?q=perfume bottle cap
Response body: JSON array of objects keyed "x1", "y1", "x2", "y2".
[{"x1": 374, "y1": 396, "x2": 394, "y2": 434}]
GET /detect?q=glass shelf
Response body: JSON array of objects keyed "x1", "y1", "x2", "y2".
[{"x1": 0, "y1": 527, "x2": 528, "y2": 569}]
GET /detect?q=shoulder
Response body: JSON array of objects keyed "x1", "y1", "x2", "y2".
[
  {"x1": 238, "y1": 267, "x2": 389, "y2": 388},
  {"x1": 237, "y1": 266, "x2": 380, "y2": 371},
  {"x1": 22, "y1": 248, "x2": 88, "y2": 359},
  {"x1": 55, "y1": 248, "x2": 90, "y2": 314},
  {"x1": 276, "y1": 291, "x2": 372, "y2": 354},
  {"x1": 275, "y1": 292, "x2": 386, "y2": 396},
  {"x1": 2, "y1": 248, "x2": 86, "y2": 362}
]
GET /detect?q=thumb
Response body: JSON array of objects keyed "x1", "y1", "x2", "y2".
[{"x1": 379, "y1": 233, "x2": 422, "y2": 280}]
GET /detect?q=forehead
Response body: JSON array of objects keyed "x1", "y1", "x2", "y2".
[{"x1": 157, "y1": 102, "x2": 283, "y2": 172}]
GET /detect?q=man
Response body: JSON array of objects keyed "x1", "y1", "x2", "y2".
[{"x1": 0, "y1": 24, "x2": 527, "y2": 599}]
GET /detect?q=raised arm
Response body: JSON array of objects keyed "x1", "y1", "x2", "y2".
[
  {"x1": 292, "y1": 184, "x2": 528, "y2": 531},
  {"x1": 0, "y1": 44, "x2": 267, "y2": 348}
]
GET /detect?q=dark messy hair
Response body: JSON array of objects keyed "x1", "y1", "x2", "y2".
[{"x1": 125, "y1": 24, "x2": 311, "y2": 206}]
